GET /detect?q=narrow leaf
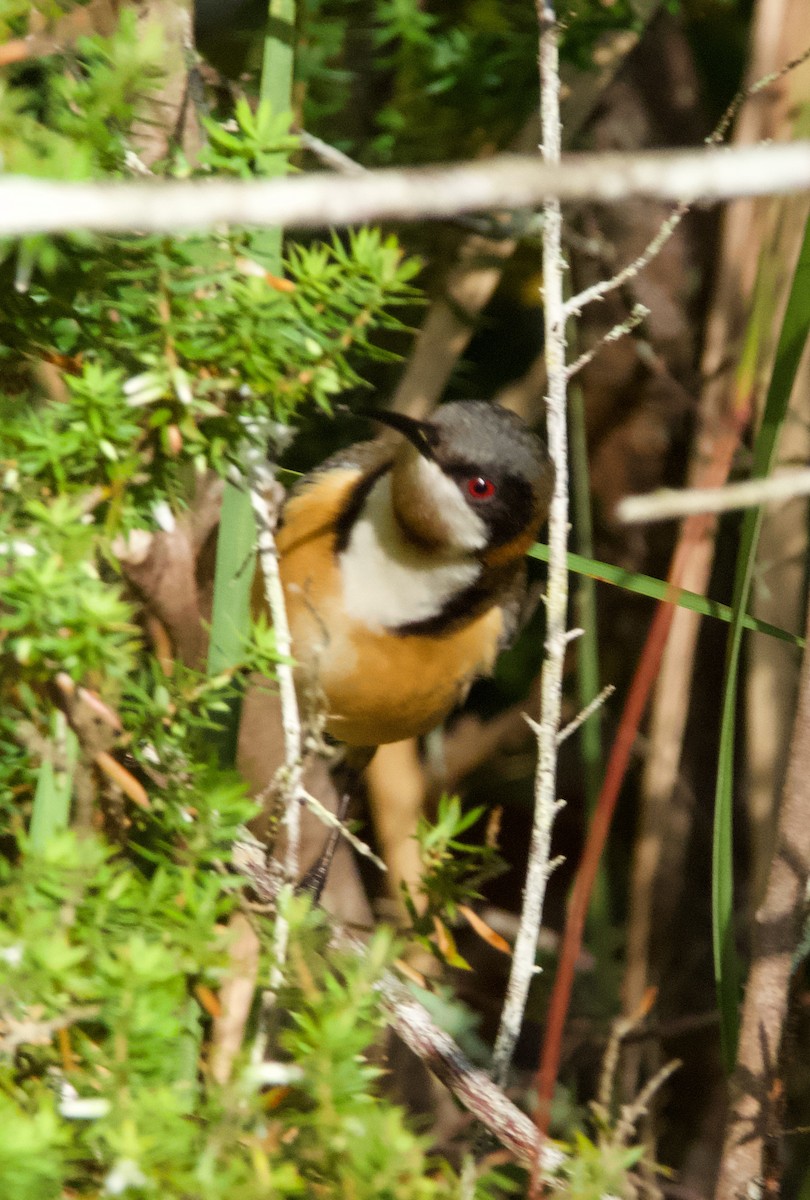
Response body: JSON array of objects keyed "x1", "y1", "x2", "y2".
[
  {"x1": 207, "y1": 484, "x2": 256, "y2": 677},
  {"x1": 528, "y1": 544, "x2": 803, "y2": 647},
  {"x1": 29, "y1": 710, "x2": 78, "y2": 851}
]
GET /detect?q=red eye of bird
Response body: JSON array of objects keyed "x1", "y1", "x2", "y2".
[{"x1": 467, "y1": 475, "x2": 496, "y2": 501}]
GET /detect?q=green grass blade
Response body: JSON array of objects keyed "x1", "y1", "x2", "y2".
[
  {"x1": 713, "y1": 208, "x2": 810, "y2": 1070},
  {"x1": 207, "y1": 483, "x2": 258, "y2": 676},
  {"x1": 569, "y1": 384, "x2": 611, "y2": 937},
  {"x1": 527, "y1": 543, "x2": 804, "y2": 648},
  {"x1": 570, "y1": 386, "x2": 603, "y2": 808},
  {"x1": 206, "y1": 0, "x2": 296, "y2": 757},
  {"x1": 253, "y1": 0, "x2": 295, "y2": 268},
  {"x1": 29, "y1": 710, "x2": 78, "y2": 851}
]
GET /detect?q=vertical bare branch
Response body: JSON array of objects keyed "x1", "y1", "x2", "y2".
[
  {"x1": 239, "y1": 439, "x2": 305, "y2": 1059},
  {"x1": 247, "y1": 465, "x2": 303, "y2": 884},
  {"x1": 490, "y1": 0, "x2": 568, "y2": 1092}
]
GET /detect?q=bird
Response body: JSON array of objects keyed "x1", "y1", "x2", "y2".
[{"x1": 273, "y1": 400, "x2": 553, "y2": 895}]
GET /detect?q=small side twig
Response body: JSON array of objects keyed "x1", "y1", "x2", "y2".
[
  {"x1": 297, "y1": 129, "x2": 368, "y2": 176},
  {"x1": 556, "y1": 684, "x2": 615, "y2": 746},
  {"x1": 565, "y1": 303, "x2": 649, "y2": 380},
  {"x1": 300, "y1": 789, "x2": 388, "y2": 873},
  {"x1": 615, "y1": 1058, "x2": 681, "y2": 1146},
  {"x1": 564, "y1": 206, "x2": 686, "y2": 319}
]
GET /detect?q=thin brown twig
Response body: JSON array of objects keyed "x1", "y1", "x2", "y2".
[{"x1": 230, "y1": 831, "x2": 565, "y2": 1175}]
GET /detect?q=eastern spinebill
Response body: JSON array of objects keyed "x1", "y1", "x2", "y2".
[{"x1": 276, "y1": 401, "x2": 554, "y2": 755}]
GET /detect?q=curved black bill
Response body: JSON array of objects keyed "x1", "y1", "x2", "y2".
[{"x1": 363, "y1": 408, "x2": 439, "y2": 461}]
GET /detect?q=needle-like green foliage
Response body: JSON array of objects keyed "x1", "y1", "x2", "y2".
[
  {"x1": 0, "y1": 1, "x2": 706, "y2": 1195},
  {"x1": 0, "y1": 5, "x2": 451, "y2": 1196}
]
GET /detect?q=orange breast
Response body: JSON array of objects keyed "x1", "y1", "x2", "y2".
[{"x1": 276, "y1": 469, "x2": 504, "y2": 747}]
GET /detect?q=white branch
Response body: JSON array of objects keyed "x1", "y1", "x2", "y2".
[
  {"x1": 297, "y1": 129, "x2": 368, "y2": 176},
  {"x1": 241, "y1": 436, "x2": 303, "y2": 1039},
  {"x1": 490, "y1": 3, "x2": 568, "y2": 1092},
  {"x1": 0, "y1": 142, "x2": 809, "y2": 236},
  {"x1": 617, "y1": 467, "x2": 810, "y2": 524}
]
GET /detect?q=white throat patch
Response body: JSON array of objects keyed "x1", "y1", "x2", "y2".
[
  {"x1": 339, "y1": 474, "x2": 481, "y2": 630},
  {"x1": 406, "y1": 455, "x2": 488, "y2": 552}
]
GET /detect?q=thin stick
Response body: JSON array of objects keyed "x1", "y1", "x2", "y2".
[
  {"x1": 564, "y1": 205, "x2": 687, "y2": 318},
  {"x1": 2, "y1": 142, "x2": 810, "y2": 237},
  {"x1": 299, "y1": 789, "x2": 387, "y2": 872},
  {"x1": 616, "y1": 1059, "x2": 681, "y2": 1145},
  {"x1": 617, "y1": 465, "x2": 810, "y2": 523},
  {"x1": 490, "y1": 1, "x2": 568, "y2": 1098},
  {"x1": 297, "y1": 129, "x2": 368, "y2": 176},
  {"x1": 385, "y1": 988, "x2": 564, "y2": 1176},
  {"x1": 242, "y1": 440, "x2": 303, "y2": 1063}
]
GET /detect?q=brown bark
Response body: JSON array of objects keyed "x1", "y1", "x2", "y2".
[{"x1": 715, "y1": 595, "x2": 810, "y2": 1199}]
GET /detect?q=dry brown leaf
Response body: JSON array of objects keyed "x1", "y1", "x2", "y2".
[
  {"x1": 194, "y1": 984, "x2": 223, "y2": 1020},
  {"x1": 94, "y1": 750, "x2": 150, "y2": 809},
  {"x1": 458, "y1": 905, "x2": 512, "y2": 957},
  {"x1": 209, "y1": 913, "x2": 260, "y2": 1086}
]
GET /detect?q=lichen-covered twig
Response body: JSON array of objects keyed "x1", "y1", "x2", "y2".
[
  {"x1": 246, "y1": 452, "x2": 303, "y2": 885},
  {"x1": 230, "y1": 831, "x2": 563, "y2": 1175},
  {"x1": 565, "y1": 303, "x2": 649, "y2": 380},
  {"x1": 490, "y1": 1, "x2": 568, "y2": 1096},
  {"x1": 563, "y1": 43, "x2": 810, "y2": 320}
]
